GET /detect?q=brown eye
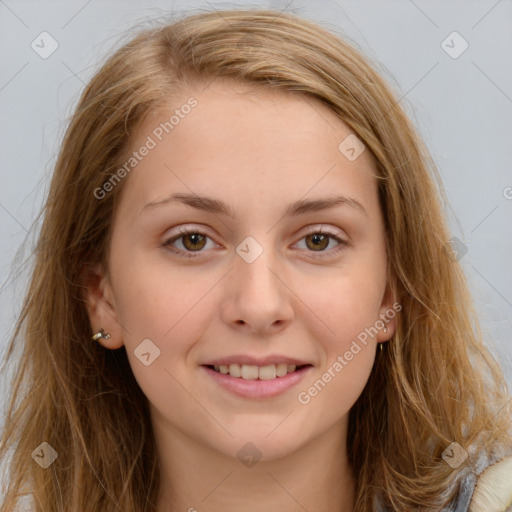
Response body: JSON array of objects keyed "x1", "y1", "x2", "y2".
[
  {"x1": 294, "y1": 228, "x2": 348, "y2": 259},
  {"x1": 181, "y1": 233, "x2": 207, "y2": 251},
  {"x1": 163, "y1": 228, "x2": 216, "y2": 258},
  {"x1": 305, "y1": 233, "x2": 330, "y2": 251},
  {"x1": 163, "y1": 226, "x2": 347, "y2": 260}
]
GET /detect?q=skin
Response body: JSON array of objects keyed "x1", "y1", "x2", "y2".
[{"x1": 86, "y1": 77, "x2": 396, "y2": 511}]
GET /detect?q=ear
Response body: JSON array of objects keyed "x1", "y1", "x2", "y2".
[
  {"x1": 83, "y1": 263, "x2": 124, "y2": 349},
  {"x1": 376, "y1": 276, "x2": 399, "y2": 343}
]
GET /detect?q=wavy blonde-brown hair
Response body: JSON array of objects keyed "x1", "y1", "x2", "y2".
[{"x1": 1, "y1": 8, "x2": 511, "y2": 512}]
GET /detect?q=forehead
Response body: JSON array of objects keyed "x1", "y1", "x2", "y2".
[{"x1": 114, "y1": 77, "x2": 380, "y2": 222}]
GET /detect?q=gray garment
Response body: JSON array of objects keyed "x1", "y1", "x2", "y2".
[{"x1": 373, "y1": 444, "x2": 512, "y2": 512}]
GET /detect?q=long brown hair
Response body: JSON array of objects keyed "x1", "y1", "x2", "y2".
[{"x1": 1, "y1": 8, "x2": 511, "y2": 511}]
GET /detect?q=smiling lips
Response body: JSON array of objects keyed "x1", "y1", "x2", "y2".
[
  {"x1": 208, "y1": 363, "x2": 306, "y2": 380},
  {"x1": 202, "y1": 362, "x2": 313, "y2": 399},
  {"x1": 202, "y1": 355, "x2": 312, "y2": 381}
]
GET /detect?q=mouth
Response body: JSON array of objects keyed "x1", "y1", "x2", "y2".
[
  {"x1": 201, "y1": 362, "x2": 313, "y2": 399},
  {"x1": 202, "y1": 363, "x2": 312, "y2": 381}
]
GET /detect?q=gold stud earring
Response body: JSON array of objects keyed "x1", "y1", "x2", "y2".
[{"x1": 92, "y1": 328, "x2": 111, "y2": 341}]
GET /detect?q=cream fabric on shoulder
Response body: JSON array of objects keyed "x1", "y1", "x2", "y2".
[{"x1": 469, "y1": 455, "x2": 512, "y2": 512}]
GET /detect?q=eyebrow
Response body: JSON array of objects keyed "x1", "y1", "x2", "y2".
[{"x1": 142, "y1": 192, "x2": 367, "y2": 217}]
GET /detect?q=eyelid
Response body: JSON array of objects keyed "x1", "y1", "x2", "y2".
[
  {"x1": 162, "y1": 224, "x2": 349, "y2": 259},
  {"x1": 295, "y1": 225, "x2": 349, "y2": 258},
  {"x1": 300, "y1": 224, "x2": 346, "y2": 239},
  {"x1": 162, "y1": 225, "x2": 220, "y2": 258}
]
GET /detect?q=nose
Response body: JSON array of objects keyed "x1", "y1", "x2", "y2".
[{"x1": 220, "y1": 240, "x2": 294, "y2": 335}]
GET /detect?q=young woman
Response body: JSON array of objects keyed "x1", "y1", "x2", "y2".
[{"x1": 1, "y1": 8, "x2": 511, "y2": 512}]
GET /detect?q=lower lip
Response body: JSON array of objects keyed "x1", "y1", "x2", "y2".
[{"x1": 201, "y1": 365, "x2": 313, "y2": 399}]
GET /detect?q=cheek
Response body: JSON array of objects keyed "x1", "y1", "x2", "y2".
[
  {"x1": 294, "y1": 271, "x2": 382, "y2": 405},
  {"x1": 296, "y1": 276, "x2": 379, "y2": 414},
  {"x1": 299, "y1": 270, "x2": 384, "y2": 344},
  {"x1": 111, "y1": 245, "x2": 205, "y2": 333},
  {"x1": 109, "y1": 250, "x2": 216, "y2": 388},
  {"x1": 297, "y1": 345, "x2": 375, "y2": 429},
  {"x1": 111, "y1": 262, "x2": 212, "y2": 407}
]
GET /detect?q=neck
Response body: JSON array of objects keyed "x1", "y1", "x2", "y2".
[{"x1": 153, "y1": 413, "x2": 355, "y2": 512}]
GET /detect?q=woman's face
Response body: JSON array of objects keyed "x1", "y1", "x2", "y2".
[{"x1": 87, "y1": 78, "x2": 396, "y2": 463}]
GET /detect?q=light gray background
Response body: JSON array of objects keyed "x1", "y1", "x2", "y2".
[{"x1": 1, "y1": 0, "x2": 511, "y2": 420}]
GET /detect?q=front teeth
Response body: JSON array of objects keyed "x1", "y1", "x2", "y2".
[{"x1": 214, "y1": 363, "x2": 298, "y2": 380}]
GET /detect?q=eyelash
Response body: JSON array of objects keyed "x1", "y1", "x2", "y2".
[{"x1": 162, "y1": 226, "x2": 349, "y2": 259}]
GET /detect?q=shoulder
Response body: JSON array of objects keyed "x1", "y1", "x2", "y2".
[{"x1": 469, "y1": 454, "x2": 512, "y2": 512}]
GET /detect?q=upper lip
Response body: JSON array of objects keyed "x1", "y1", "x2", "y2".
[{"x1": 202, "y1": 355, "x2": 312, "y2": 367}]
